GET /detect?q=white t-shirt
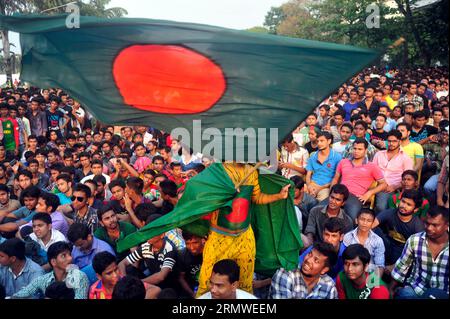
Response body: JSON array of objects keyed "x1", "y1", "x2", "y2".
[
  {"x1": 29, "y1": 229, "x2": 67, "y2": 251},
  {"x1": 332, "y1": 141, "x2": 349, "y2": 154},
  {"x1": 197, "y1": 289, "x2": 257, "y2": 299}
]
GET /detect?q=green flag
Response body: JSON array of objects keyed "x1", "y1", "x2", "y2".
[
  {"x1": 0, "y1": 14, "x2": 380, "y2": 161},
  {"x1": 116, "y1": 163, "x2": 302, "y2": 274}
]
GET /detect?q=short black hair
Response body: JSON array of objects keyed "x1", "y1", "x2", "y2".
[
  {"x1": 412, "y1": 110, "x2": 426, "y2": 120},
  {"x1": 0, "y1": 184, "x2": 9, "y2": 193},
  {"x1": 20, "y1": 185, "x2": 41, "y2": 204},
  {"x1": 317, "y1": 131, "x2": 334, "y2": 144},
  {"x1": 323, "y1": 217, "x2": 345, "y2": 234},
  {"x1": 97, "y1": 202, "x2": 116, "y2": 221},
  {"x1": 313, "y1": 242, "x2": 338, "y2": 269},
  {"x1": 92, "y1": 251, "x2": 117, "y2": 275},
  {"x1": 397, "y1": 122, "x2": 412, "y2": 132},
  {"x1": 401, "y1": 189, "x2": 423, "y2": 209},
  {"x1": 109, "y1": 179, "x2": 126, "y2": 191},
  {"x1": 427, "y1": 206, "x2": 449, "y2": 223},
  {"x1": 354, "y1": 120, "x2": 368, "y2": 130},
  {"x1": 152, "y1": 155, "x2": 164, "y2": 163},
  {"x1": 160, "y1": 180, "x2": 178, "y2": 198},
  {"x1": 342, "y1": 244, "x2": 371, "y2": 266},
  {"x1": 44, "y1": 282, "x2": 75, "y2": 299},
  {"x1": 112, "y1": 276, "x2": 146, "y2": 299},
  {"x1": 93, "y1": 174, "x2": 107, "y2": 185},
  {"x1": 212, "y1": 259, "x2": 240, "y2": 284},
  {"x1": 181, "y1": 230, "x2": 205, "y2": 241},
  {"x1": 73, "y1": 183, "x2": 92, "y2": 198},
  {"x1": 0, "y1": 238, "x2": 26, "y2": 260},
  {"x1": 387, "y1": 129, "x2": 402, "y2": 140},
  {"x1": 290, "y1": 176, "x2": 305, "y2": 190},
  {"x1": 32, "y1": 212, "x2": 52, "y2": 225},
  {"x1": 47, "y1": 242, "x2": 72, "y2": 268},
  {"x1": 402, "y1": 170, "x2": 419, "y2": 181},
  {"x1": 330, "y1": 184, "x2": 349, "y2": 201},
  {"x1": 357, "y1": 208, "x2": 376, "y2": 219},
  {"x1": 56, "y1": 173, "x2": 72, "y2": 184},
  {"x1": 353, "y1": 137, "x2": 368, "y2": 149},
  {"x1": 67, "y1": 223, "x2": 90, "y2": 243},
  {"x1": 38, "y1": 192, "x2": 60, "y2": 212},
  {"x1": 126, "y1": 177, "x2": 144, "y2": 194},
  {"x1": 341, "y1": 123, "x2": 353, "y2": 132},
  {"x1": 135, "y1": 203, "x2": 158, "y2": 222}
]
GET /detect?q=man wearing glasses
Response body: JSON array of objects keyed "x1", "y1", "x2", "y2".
[{"x1": 372, "y1": 130, "x2": 413, "y2": 212}]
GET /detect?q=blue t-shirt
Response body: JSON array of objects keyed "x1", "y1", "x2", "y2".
[
  {"x1": 57, "y1": 192, "x2": 72, "y2": 205},
  {"x1": 343, "y1": 102, "x2": 359, "y2": 121},
  {"x1": 306, "y1": 149, "x2": 342, "y2": 186}
]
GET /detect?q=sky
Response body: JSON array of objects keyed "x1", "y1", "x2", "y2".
[{"x1": 3, "y1": 0, "x2": 287, "y2": 52}]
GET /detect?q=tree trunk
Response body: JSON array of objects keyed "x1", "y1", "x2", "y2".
[
  {"x1": 0, "y1": 29, "x2": 13, "y2": 86},
  {"x1": 395, "y1": 0, "x2": 431, "y2": 67}
]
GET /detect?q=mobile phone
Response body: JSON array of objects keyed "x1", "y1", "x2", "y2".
[{"x1": 9, "y1": 159, "x2": 17, "y2": 166}]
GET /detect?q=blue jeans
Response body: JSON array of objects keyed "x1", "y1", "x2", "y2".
[
  {"x1": 375, "y1": 191, "x2": 394, "y2": 213},
  {"x1": 395, "y1": 286, "x2": 449, "y2": 299}
]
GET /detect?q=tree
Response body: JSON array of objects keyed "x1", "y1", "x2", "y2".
[
  {"x1": 263, "y1": 0, "x2": 448, "y2": 67},
  {"x1": 0, "y1": 0, "x2": 127, "y2": 86}
]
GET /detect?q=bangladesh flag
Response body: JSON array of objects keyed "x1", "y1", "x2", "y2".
[
  {"x1": 0, "y1": 14, "x2": 380, "y2": 161},
  {"x1": 116, "y1": 163, "x2": 302, "y2": 275}
]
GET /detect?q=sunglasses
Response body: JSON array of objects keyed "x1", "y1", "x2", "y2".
[{"x1": 71, "y1": 196, "x2": 86, "y2": 202}]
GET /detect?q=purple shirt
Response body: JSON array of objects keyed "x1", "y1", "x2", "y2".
[{"x1": 72, "y1": 237, "x2": 116, "y2": 269}]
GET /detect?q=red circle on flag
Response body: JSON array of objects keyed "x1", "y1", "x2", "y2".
[
  {"x1": 113, "y1": 45, "x2": 226, "y2": 114},
  {"x1": 225, "y1": 198, "x2": 250, "y2": 224}
]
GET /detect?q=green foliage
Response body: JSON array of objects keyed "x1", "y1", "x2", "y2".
[{"x1": 264, "y1": 0, "x2": 448, "y2": 67}]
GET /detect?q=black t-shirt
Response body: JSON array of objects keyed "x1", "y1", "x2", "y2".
[
  {"x1": 159, "y1": 200, "x2": 174, "y2": 216},
  {"x1": 358, "y1": 100, "x2": 381, "y2": 120},
  {"x1": 176, "y1": 249, "x2": 203, "y2": 289},
  {"x1": 410, "y1": 125, "x2": 438, "y2": 143},
  {"x1": 45, "y1": 109, "x2": 65, "y2": 131},
  {"x1": 376, "y1": 208, "x2": 425, "y2": 248},
  {"x1": 304, "y1": 142, "x2": 318, "y2": 154},
  {"x1": 370, "y1": 130, "x2": 388, "y2": 150}
]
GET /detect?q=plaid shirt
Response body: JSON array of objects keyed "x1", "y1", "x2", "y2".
[
  {"x1": 398, "y1": 94, "x2": 424, "y2": 111},
  {"x1": 391, "y1": 232, "x2": 449, "y2": 295},
  {"x1": 73, "y1": 206, "x2": 99, "y2": 234},
  {"x1": 270, "y1": 268, "x2": 338, "y2": 299}
]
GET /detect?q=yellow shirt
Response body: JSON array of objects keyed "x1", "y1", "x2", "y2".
[
  {"x1": 385, "y1": 95, "x2": 399, "y2": 110},
  {"x1": 401, "y1": 142, "x2": 424, "y2": 166}
]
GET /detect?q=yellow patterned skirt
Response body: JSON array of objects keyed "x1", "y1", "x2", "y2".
[{"x1": 196, "y1": 226, "x2": 256, "y2": 297}]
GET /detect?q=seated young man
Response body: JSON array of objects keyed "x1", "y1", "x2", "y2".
[
  {"x1": 0, "y1": 184, "x2": 21, "y2": 222},
  {"x1": 299, "y1": 218, "x2": 347, "y2": 279},
  {"x1": 89, "y1": 251, "x2": 121, "y2": 299},
  {"x1": 271, "y1": 242, "x2": 338, "y2": 299},
  {"x1": 388, "y1": 170, "x2": 430, "y2": 220},
  {"x1": 29, "y1": 213, "x2": 67, "y2": 253},
  {"x1": 197, "y1": 259, "x2": 257, "y2": 299},
  {"x1": 336, "y1": 244, "x2": 390, "y2": 299},
  {"x1": 0, "y1": 238, "x2": 44, "y2": 297},
  {"x1": 20, "y1": 192, "x2": 69, "y2": 237},
  {"x1": 94, "y1": 203, "x2": 137, "y2": 262},
  {"x1": 305, "y1": 184, "x2": 353, "y2": 244},
  {"x1": 67, "y1": 223, "x2": 115, "y2": 271},
  {"x1": 12, "y1": 241, "x2": 90, "y2": 299},
  {"x1": 177, "y1": 230, "x2": 206, "y2": 298},
  {"x1": 343, "y1": 209, "x2": 385, "y2": 277},
  {"x1": 0, "y1": 186, "x2": 40, "y2": 238},
  {"x1": 390, "y1": 206, "x2": 448, "y2": 299},
  {"x1": 118, "y1": 214, "x2": 178, "y2": 290},
  {"x1": 372, "y1": 189, "x2": 425, "y2": 270}
]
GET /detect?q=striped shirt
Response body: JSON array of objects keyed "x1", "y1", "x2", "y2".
[
  {"x1": 391, "y1": 232, "x2": 449, "y2": 295},
  {"x1": 126, "y1": 240, "x2": 177, "y2": 274},
  {"x1": 270, "y1": 268, "x2": 338, "y2": 299},
  {"x1": 343, "y1": 228, "x2": 385, "y2": 272}
]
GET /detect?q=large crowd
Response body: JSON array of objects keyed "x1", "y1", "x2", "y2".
[{"x1": 0, "y1": 65, "x2": 448, "y2": 300}]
